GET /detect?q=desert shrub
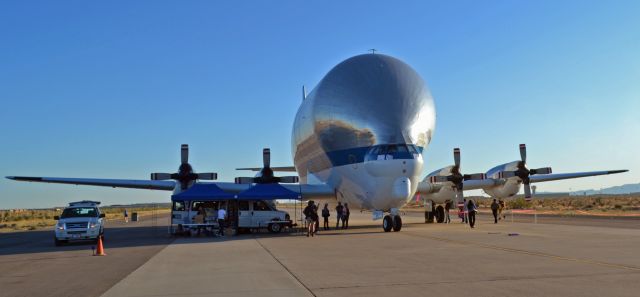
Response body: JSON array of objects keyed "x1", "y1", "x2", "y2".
[{"x1": 508, "y1": 198, "x2": 531, "y2": 209}]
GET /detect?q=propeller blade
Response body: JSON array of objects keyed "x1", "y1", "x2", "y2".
[
  {"x1": 278, "y1": 176, "x2": 299, "y2": 183},
  {"x1": 453, "y1": 148, "x2": 461, "y2": 168},
  {"x1": 523, "y1": 183, "x2": 532, "y2": 199},
  {"x1": 429, "y1": 176, "x2": 449, "y2": 183},
  {"x1": 519, "y1": 143, "x2": 527, "y2": 163},
  {"x1": 150, "y1": 173, "x2": 172, "y2": 180},
  {"x1": 181, "y1": 144, "x2": 189, "y2": 164},
  {"x1": 464, "y1": 173, "x2": 486, "y2": 180},
  {"x1": 498, "y1": 171, "x2": 517, "y2": 179},
  {"x1": 197, "y1": 173, "x2": 218, "y2": 180},
  {"x1": 531, "y1": 167, "x2": 552, "y2": 175},
  {"x1": 263, "y1": 148, "x2": 271, "y2": 168},
  {"x1": 234, "y1": 177, "x2": 255, "y2": 184}
]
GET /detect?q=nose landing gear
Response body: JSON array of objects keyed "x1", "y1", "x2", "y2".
[{"x1": 382, "y1": 214, "x2": 402, "y2": 232}]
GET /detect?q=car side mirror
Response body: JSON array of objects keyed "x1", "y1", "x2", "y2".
[
  {"x1": 99, "y1": 213, "x2": 106, "y2": 218},
  {"x1": 54, "y1": 215, "x2": 60, "y2": 220}
]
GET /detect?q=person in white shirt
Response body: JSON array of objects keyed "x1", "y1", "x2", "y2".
[{"x1": 217, "y1": 208, "x2": 227, "y2": 236}]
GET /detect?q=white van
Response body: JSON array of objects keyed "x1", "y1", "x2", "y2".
[{"x1": 171, "y1": 199, "x2": 291, "y2": 234}]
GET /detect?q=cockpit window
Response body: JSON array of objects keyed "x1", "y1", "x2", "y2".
[{"x1": 365, "y1": 144, "x2": 421, "y2": 161}]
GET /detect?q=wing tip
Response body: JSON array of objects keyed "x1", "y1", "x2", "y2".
[
  {"x1": 5, "y1": 176, "x2": 43, "y2": 181},
  {"x1": 608, "y1": 170, "x2": 629, "y2": 174}
]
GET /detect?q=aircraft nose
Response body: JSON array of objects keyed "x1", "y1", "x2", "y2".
[{"x1": 392, "y1": 177, "x2": 411, "y2": 201}]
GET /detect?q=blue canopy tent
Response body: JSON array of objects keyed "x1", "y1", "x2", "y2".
[
  {"x1": 235, "y1": 183, "x2": 302, "y2": 200},
  {"x1": 171, "y1": 183, "x2": 235, "y2": 201}
]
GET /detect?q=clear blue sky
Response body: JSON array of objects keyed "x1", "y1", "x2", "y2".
[{"x1": 1, "y1": 1, "x2": 638, "y2": 209}]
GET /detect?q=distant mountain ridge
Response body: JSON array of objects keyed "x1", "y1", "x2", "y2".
[{"x1": 569, "y1": 183, "x2": 640, "y2": 196}]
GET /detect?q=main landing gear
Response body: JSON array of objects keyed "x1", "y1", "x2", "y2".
[{"x1": 382, "y1": 214, "x2": 402, "y2": 232}]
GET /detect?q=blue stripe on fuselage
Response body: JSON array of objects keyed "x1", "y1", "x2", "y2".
[{"x1": 323, "y1": 144, "x2": 424, "y2": 168}]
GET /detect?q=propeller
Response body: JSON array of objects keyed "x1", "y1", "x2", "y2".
[
  {"x1": 235, "y1": 148, "x2": 299, "y2": 184},
  {"x1": 150, "y1": 144, "x2": 218, "y2": 190},
  {"x1": 498, "y1": 144, "x2": 552, "y2": 200},
  {"x1": 429, "y1": 148, "x2": 486, "y2": 202}
]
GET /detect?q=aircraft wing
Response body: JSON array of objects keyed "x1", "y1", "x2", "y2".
[
  {"x1": 6, "y1": 176, "x2": 176, "y2": 191},
  {"x1": 529, "y1": 170, "x2": 628, "y2": 183},
  {"x1": 6, "y1": 176, "x2": 336, "y2": 200}
]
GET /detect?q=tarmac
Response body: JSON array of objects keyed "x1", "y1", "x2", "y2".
[{"x1": 1, "y1": 210, "x2": 639, "y2": 297}]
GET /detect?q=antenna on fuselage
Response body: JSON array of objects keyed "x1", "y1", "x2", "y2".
[
  {"x1": 302, "y1": 85, "x2": 307, "y2": 100},
  {"x1": 369, "y1": 49, "x2": 377, "y2": 54}
]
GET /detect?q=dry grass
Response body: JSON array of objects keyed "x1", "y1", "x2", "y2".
[
  {"x1": 0, "y1": 207, "x2": 170, "y2": 233},
  {"x1": 404, "y1": 194, "x2": 640, "y2": 216}
]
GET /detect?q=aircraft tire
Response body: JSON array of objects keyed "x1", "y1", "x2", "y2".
[
  {"x1": 383, "y1": 215, "x2": 393, "y2": 232},
  {"x1": 393, "y1": 215, "x2": 402, "y2": 232},
  {"x1": 435, "y1": 205, "x2": 445, "y2": 223}
]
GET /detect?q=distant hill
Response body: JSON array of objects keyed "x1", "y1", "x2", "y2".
[{"x1": 569, "y1": 183, "x2": 640, "y2": 196}]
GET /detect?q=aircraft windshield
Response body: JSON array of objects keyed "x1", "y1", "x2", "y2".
[
  {"x1": 60, "y1": 207, "x2": 98, "y2": 219},
  {"x1": 365, "y1": 144, "x2": 421, "y2": 161}
]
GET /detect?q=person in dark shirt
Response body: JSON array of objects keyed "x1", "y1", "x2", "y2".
[
  {"x1": 491, "y1": 199, "x2": 500, "y2": 223},
  {"x1": 321, "y1": 203, "x2": 330, "y2": 230},
  {"x1": 444, "y1": 201, "x2": 451, "y2": 224},
  {"x1": 335, "y1": 202, "x2": 344, "y2": 229},
  {"x1": 342, "y1": 203, "x2": 350, "y2": 229},
  {"x1": 303, "y1": 201, "x2": 318, "y2": 237},
  {"x1": 467, "y1": 199, "x2": 477, "y2": 228}
]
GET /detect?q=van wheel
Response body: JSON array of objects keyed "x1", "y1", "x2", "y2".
[
  {"x1": 54, "y1": 238, "x2": 65, "y2": 246},
  {"x1": 268, "y1": 223, "x2": 282, "y2": 233}
]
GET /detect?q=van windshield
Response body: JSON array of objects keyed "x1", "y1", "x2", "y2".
[{"x1": 61, "y1": 207, "x2": 98, "y2": 219}]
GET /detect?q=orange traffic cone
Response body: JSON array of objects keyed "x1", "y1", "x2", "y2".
[{"x1": 94, "y1": 236, "x2": 106, "y2": 256}]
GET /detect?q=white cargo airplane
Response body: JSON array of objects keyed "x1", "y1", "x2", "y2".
[{"x1": 7, "y1": 54, "x2": 628, "y2": 232}]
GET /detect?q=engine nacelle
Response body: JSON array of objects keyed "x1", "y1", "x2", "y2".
[{"x1": 483, "y1": 161, "x2": 523, "y2": 198}]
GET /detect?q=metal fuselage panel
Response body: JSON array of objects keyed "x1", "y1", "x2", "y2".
[{"x1": 291, "y1": 54, "x2": 436, "y2": 211}]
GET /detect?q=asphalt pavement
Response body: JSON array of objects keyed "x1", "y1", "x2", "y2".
[{"x1": 0, "y1": 213, "x2": 173, "y2": 297}]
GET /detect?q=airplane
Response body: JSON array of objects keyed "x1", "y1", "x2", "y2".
[{"x1": 6, "y1": 53, "x2": 628, "y2": 232}]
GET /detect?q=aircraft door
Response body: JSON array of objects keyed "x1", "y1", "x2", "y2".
[{"x1": 238, "y1": 201, "x2": 252, "y2": 227}]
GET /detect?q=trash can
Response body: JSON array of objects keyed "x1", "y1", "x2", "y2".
[{"x1": 131, "y1": 212, "x2": 139, "y2": 222}]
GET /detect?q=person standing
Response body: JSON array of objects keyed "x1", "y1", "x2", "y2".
[
  {"x1": 303, "y1": 201, "x2": 317, "y2": 237},
  {"x1": 217, "y1": 207, "x2": 227, "y2": 236},
  {"x1": 123, "y1": 209, "x2": 129, "y2": 223},
  {"x1": 342, "y1": 203, "x2": 350, "y2": 229},
  {"x1": 335, "y1": 202, "x2": 344, "y2": 229},
  {"x1": 321, "y1": 203, "x2": 330, "y2": 230},
  {"x1": 444, "y1": 201, "x2": 451, "y2": 223},
  {"x1": 491, "y1": 199, "x2": 500, "y2": 223},
  {"x1": 467, "y1": 199, "x2": 477, "y2": 228},
  {"x1": 313, "y1": 202, "x2": 320, "y2": 234},
  {"x1": 498, "y1": 199, "x2": 506, "y2": 220},
  {"x1": 462, "y1": 199, "x2": 468, "y2": 224}
]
